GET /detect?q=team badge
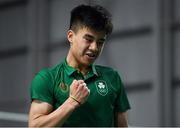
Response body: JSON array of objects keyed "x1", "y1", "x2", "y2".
[
  {"x1": 59, "y1": 82, "x2": 69, "y2": 93},
  {"x1": 95, "y1": 80, "x2": 108, "y2": 96}
]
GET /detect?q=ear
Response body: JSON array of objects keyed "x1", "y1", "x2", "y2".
[{"x1": 67, "y1": 30, "x2": 74, "y2": 44}]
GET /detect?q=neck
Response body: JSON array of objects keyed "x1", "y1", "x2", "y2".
[{"x1": 66, "y1": 53, "x2": 90, "y2": 75}]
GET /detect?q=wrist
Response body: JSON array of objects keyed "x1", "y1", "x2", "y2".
[
  {"x1": 69, "y1": 95, "x2": 81, "y2": 105},
  {"x1": 66, "y1": 97, "x2": 80, "y2": 109}
]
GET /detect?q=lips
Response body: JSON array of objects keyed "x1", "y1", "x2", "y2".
[{"x1": 86, "y1": 52, "x2": 97, "y2": 60}]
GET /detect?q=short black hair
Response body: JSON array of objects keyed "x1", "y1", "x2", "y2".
[{"x1": 69, "y1": 4, "x2": 113, "y2": 36}]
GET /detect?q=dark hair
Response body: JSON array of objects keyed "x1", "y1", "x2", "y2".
[{"x1": 69, "y1": 4, "x2": 113, "y2": 36}]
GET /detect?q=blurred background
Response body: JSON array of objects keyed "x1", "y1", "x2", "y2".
[{"x1": 0, "y1": 0, "x2": 180, "y2": 126}]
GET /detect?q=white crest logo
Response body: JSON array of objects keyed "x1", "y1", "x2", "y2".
[
  {"x1": 95, "y1": 80, "x2": 108, "y2": 96},
  {"x1": 98, "y1": 82, "x2": 105, "y2": 89}
]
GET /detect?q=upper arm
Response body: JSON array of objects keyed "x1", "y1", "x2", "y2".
[
  {"x1": 28, "y1": 100, "x2": 53, "y2": 125},
  {"x1": 31, "y1": 69, "x2": 55, "y2": 106},
  {"x1": 114, "y1": 111, "x2": 128, "y2": 127},
  {"x1": 113, "y1": 71, "x2": 131, "y2": 112}
]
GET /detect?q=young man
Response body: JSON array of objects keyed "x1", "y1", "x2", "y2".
[{"x1": 29, "y1": 4, "x2": 130, "y2": 127}]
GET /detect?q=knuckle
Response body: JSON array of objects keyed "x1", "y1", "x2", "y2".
[{"x1": 78, "y1": 80, "x2": 84, "y2": 83}]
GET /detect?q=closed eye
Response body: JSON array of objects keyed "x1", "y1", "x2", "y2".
[
  {"x1": 83, "y1": 36, "x2": 94, "y2": 43},
  {"x1": 83, "y1": 34, "x2": 94, "y2": 42},
  {"x1": 83, "y1": 34, "x2": 106, "y2": 45},
  {"x1": 85, "y1": 38, "x2": 93, "y2": 42},
  {"x1": 98, "y1": 41, "x2": 105, "y2": 45}
]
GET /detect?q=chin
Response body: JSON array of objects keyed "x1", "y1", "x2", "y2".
[
  {"x1": 80, "y1": 57, "x2": 96, "y2": 66},
  {"x1": 83, "y1": 60, "x2": 94, "y2": 66}
]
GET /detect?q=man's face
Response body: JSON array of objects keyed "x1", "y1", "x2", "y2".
[{"x1": 67, "y1": 27, "x2": 106, "y2": 67}]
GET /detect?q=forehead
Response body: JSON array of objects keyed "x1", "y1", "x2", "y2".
[{"x1": 76, "y1": 27, "x2": 107, "y2": 39}]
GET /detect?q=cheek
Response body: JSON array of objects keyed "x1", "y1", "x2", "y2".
[
  {"x1": 73, "y1": 37, "x2": 89, "y2": 54},
  {"x1": 73, "y1": 41, "x2": 86, "y2": 55},
  {"x1": 77, "y1": 41, "x2": 88, "y2": 51}
]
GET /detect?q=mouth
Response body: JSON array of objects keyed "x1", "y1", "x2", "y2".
[{"x1": 85, "y1": 52, "x2": 97, "y2": 60}]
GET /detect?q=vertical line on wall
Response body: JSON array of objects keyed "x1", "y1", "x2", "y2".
[{"x1": 159, "y1": 0, "x2": 174, "y2": 126}]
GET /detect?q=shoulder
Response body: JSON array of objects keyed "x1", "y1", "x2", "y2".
[
  {"x1": 30, "y1": 63, "x2": 64, "y2": 106},
  {"x1": 95, "y1": 64, "x2": 123, "y2": 85},
  {"x1": 31, "y1": 62, "x2": 64, "y2": 96},
  {"x1": 36, "y1": 62, "x2": 64, "y2": 80},
  {"x1": 31, "y1": 63, "x2": 64, "y2": 89},
  {"x1": 95, "y1": 64, "x2": 119, "y2": 76}
]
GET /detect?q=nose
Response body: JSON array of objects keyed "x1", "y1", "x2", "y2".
[{"x1": 89, "y1": 41, "x2": 98, "y2": 52}]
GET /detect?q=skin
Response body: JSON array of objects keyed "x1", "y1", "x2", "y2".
[
  {"x1": 28, "y1": 27, "x2": 128, "y2": 127},
  {"x1": 28, "y1": 79, "x2": 90, "y2": 127},
  {"x1": 115, "y1": 111, "x2": 129, "y2": 127},
  {"x1": 66, "y1": 27, "x2": 106, "y2": 75}
]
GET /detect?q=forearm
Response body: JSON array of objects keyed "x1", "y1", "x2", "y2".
[
  {"x1": 29, "y1": 80, "x2": 89, "y2": 127},
  {"x1": 115, "y1": 111, "x2": 128, "y2": 127},
  {"x1": 29, "y1": 98, "x2": 79, "y2": 127}
]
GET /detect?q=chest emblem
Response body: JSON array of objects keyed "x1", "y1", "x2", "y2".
[
  {"x1": 95, "y1": 80, "x2": 108, "y2": 96},
  {"x1": 59, "y1": 82, "x2": 69, "y2": 93}
]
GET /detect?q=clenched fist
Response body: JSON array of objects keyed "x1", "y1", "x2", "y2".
[{"x1": 69, "y1": 79, "x2": 90, "y2": 105}]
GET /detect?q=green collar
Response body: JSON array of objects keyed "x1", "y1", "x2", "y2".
[{"x1": 63, "y1": 58, "x2": 99, "y2": 78}]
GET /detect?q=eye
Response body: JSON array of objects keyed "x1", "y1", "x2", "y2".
[
  {"x1": 84, "y1": 38, "x2": 93, "y2": 42},
  {"x1": 97, "y1": 41, "x2": 105, "y2": 46}
]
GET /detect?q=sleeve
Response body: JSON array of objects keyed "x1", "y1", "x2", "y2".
[
  {"x1": 114, "y1": 71, "x2": 131, "y2": 112},
  {"x1": 30, "y1": 69, "x2": 54, "y2": 106}
]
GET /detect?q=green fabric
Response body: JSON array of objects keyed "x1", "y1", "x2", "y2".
[{"x1": 30, "y1": 58, "x2": 130, "y2": 127}]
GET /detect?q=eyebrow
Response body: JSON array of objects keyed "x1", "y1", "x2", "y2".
[
  {"x1": 83, "y1": 34, "x2": 94, "y2": 39},
  {"x1": 83, "y1": 34, "x2": 106, "y2": 41}
]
